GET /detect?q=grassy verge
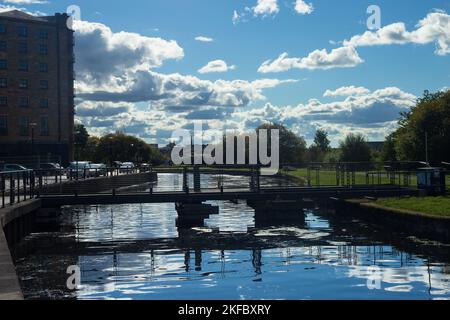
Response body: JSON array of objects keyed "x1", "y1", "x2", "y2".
[{"x1": 376, "y1": 196, "x2": 450, "y2": 218}]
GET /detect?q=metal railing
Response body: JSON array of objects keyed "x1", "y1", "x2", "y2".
[{"x1": 0, "y1": 165, "x2": 152, "y2": 208}]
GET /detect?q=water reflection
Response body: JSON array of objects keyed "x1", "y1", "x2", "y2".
[{"x1": 11, "y1": 174, "x2": 450, "y2": 300}]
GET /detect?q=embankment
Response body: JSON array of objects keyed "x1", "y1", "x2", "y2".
[{"x1": 330, "y1": 198, "x2": 450, "y2": 242}]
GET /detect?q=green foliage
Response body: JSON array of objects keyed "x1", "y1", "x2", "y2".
[
  {"x1": 74, "y1": 124, "x2": 89, "y2": 148},
  {"x1": 257, "y1": 123, "x2": 307, "y2": 164},
  {"x1": 95, "y1": 133, "x2": 165, "y2": 165},
  {"x1": 382, "y1": 134, "x2": 398, "y2": 162},
  {"x1": 307, "y1": 129, "x2": 331, "y2": 162},
  {"x1": 76, "y1": 131, "x2": 166, "y2": 166},
  {"x1": 313, "y1": 129, "x2": 330, "y2": 153},
  {"x1": 339, "y1": 133, "x2": 372, "y2": 162},
  {"x1": 393, "y1": 90, "x2": 450, "y2": 163}
]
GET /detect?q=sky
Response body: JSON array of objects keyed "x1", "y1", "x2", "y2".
[{"x1": 1, "y1": 0, "x2": 449, "y2": 146}]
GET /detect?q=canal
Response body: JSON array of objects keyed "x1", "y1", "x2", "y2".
[{"x1": 10, "y1": 174, "x2": 450, "y2": 300}]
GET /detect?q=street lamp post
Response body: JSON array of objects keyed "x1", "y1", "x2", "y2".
[
  {"x1": 74, "y1": 130, "x2": 81, "y2": 180},
  {"x1": 30, "y1": 122, "x2": 37, "y2": 165}
]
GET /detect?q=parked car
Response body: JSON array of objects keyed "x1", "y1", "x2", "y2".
[
  {"x1": 38, "y1": 163, "x2": 65, "y2": 176},
  {"x1": 89, "y1": 163, "x2": 107, "y2": 177},
  {"x1": 119, "y1": 162, "x2": 135, "y2": 173},
  {"x1": 1, "y1": 164, "x2": 30, "y2": 179},
  {"x1": 112, "y1": 161, "x2": 123, "y2": 168},
  {"x1": 66, "y1": 162, "x2": 92, "y2": 179},
  {"x1": 140, "y1": 163, "x2": 152, "y2": 172}
]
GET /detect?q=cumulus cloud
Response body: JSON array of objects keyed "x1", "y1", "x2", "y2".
[
  {"x1": 198, "y1": 60, "x2": 236, "y2": 74},
  {"x1": 253, "y1": 0, "x2": 279, "y2": 16},
  {"x1": 324, "y1": 86, "x2": 370, "y2": 97},
  {"x1": 76, "y1": 85, "x2": 416, "y2": 145},
  {"x1": 73, "y1": 20, "x2": 184, "y2": 85},
  {"x1": 258, "y1": 46, "x2": 363, "y2": 73},
  {"x1": 195, "y1": 36, "x2": 213, "y2": 42},
  {"x1": 343, "y1": 11, "x2": 450, "y2": 56},
  {"x1": 294, "y1": 0, "x2": 313, "y2": 15},
  {"x1": 230, "y1": 86, "x2": 416, "y2": 144}
]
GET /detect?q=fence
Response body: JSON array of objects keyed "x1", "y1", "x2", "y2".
[{"x1": 0, "y1": 166, "x2": 150, "y2": 208}]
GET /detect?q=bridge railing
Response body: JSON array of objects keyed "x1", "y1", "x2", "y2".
[{"x1": 0, "y1": 165, "x2": 154, "y2": 207}]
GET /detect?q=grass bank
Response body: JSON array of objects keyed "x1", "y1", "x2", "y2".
[{"x1": 376, "y1": 196, "x2": 450, "y2": 218}]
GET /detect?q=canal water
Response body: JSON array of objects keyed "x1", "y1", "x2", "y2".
[{"x1": 11, "y1": 174, "x2": 450, "y2": 300}]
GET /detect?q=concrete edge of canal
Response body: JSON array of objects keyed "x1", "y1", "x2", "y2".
[
  {"x1": 330, "y1": 198, "x2": 450, "y2": 243},
  {"x1": 0, "y1": 199, "x2": 40, "y2": 300}
]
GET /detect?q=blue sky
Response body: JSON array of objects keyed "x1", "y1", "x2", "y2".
[{"x1": 1, "y1": 0, "x2": 449, "y2": 146}]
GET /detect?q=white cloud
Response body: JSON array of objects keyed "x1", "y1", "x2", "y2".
[
  {"x1": 198, "y1": 60, "x2": 236, "y2": 74},
  {"x1": 73, "y1": 19, "x2": 184, "y2": 84},
  {"x1": 231, "y1": 86, "x2": 416, "y2": 145},
  {"x1": 343, "y1": 11, "x2": 450, "y2": 56},
  {"x1": 294, "y1": 0, "x2": 313, "y2": 15},
  {"x1": 232, "y1": 10, "x2": 241, "y2": 25},
  {"x1": 324, "y1": 86, "x2": 370, "y2": 97},
  {"x1": 195, "y1": 36, "x2": 213, "y2": 42},
  {"x1": 253, "y1": 0, "x2": 279, "y2": 16},
  {"x1": 258, "y1": 46, "x2": 363, "y2": 73}
]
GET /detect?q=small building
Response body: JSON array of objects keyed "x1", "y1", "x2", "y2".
[{"x1": 417, "y1": 167, "x2": 446, "y2": 195}]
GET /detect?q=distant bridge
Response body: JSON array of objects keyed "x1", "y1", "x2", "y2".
[{"x1": 39, "y1": 185, "x2": 420, "y2": 208}]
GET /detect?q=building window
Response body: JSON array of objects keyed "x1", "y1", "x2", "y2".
[
  {"x1": 19, "y1": 79, "x2": 28, "y2": 89},
  {"x1": 0, "y1": 116, "x2": 7, "y2": 136},
  {"x1": 0, "y1": 96, "x2": 7, "y2": 106},
  {"x1": 40, "y1": 116, "x2": 49, "y2": 136},
  {"x1": 0, "y1": 78, "x2": 7, "y2": 88},
  {"x1": 38, "y1": 29, "x2": 49, "y2": 39},
  {"x1": 0, "y1": 41, "x2": 6, "y2": 52},
  {"x1": 0, "y1": 24, "x2": 6, "y2": 34},
  {"x1": 19, "y1": 117, "x2": 29, "y2": 136},
  {"x1": 39, "y1": 44, "x2": 48, "y2": 55},
  {"x1": 18, "y1": 42, "x2": 28, "y2": 54},
  {"x1": 40, "y1": 98, "x2": 49, "y2": 108},
  {"x1": 17, "y1": 26, "x2": 28, "y2": 37},
  {"x1": 40, "y1": 80, "x2": 48, "y2": 90},
  {"x1": 18, "y1": 60, "x2": 28, "y2": 72},
  {"x1": 19, "y1": 96, "x2": 29, "y2": 107},
  {"x1": 0, "y1": 60, "x2": 7, "y2": 70},
  {"x1": 39, "y1": 63, "x2": 48, "y2": 73}
]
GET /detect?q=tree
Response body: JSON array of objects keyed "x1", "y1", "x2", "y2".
[
  {"x1": 96, "y1": 132, "x2": 165, "y2": 165},
  {"x1": 393, "y1": 90, "x2": 450, "y2": 163},
  {"x1": 257, "y1": 123, "x2": 307, "y2": 164},
  {"x1": 80, "y1": 136, "x2": 100, "y2": 162},
  {"x1": 382, "y1": 134, "x2": 397, "y2": 162},
  {"x1": 313, "y1": 129, "x2": 330, "y2": 153},
  {"x1": 308, "y1": 129, "x2": 331, "y2": 162},
  {"x1": 74, "y1": 124, "x2": 89, "y2": 149},
  {"x1": 339, "y1": 133, "x2": 372, "y2": 163}
]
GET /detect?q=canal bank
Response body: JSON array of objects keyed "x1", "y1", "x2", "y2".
[
  {"x1": 0, "y1": 200, "x2": 39, "y2": 300},
  {"x1": 330, "y1": 198, "x2": 450, "y2": 242}
]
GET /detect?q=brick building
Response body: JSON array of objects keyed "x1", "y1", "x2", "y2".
[{"x1": 0, "y1": 10, "x2": 74, "y2": 165}]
